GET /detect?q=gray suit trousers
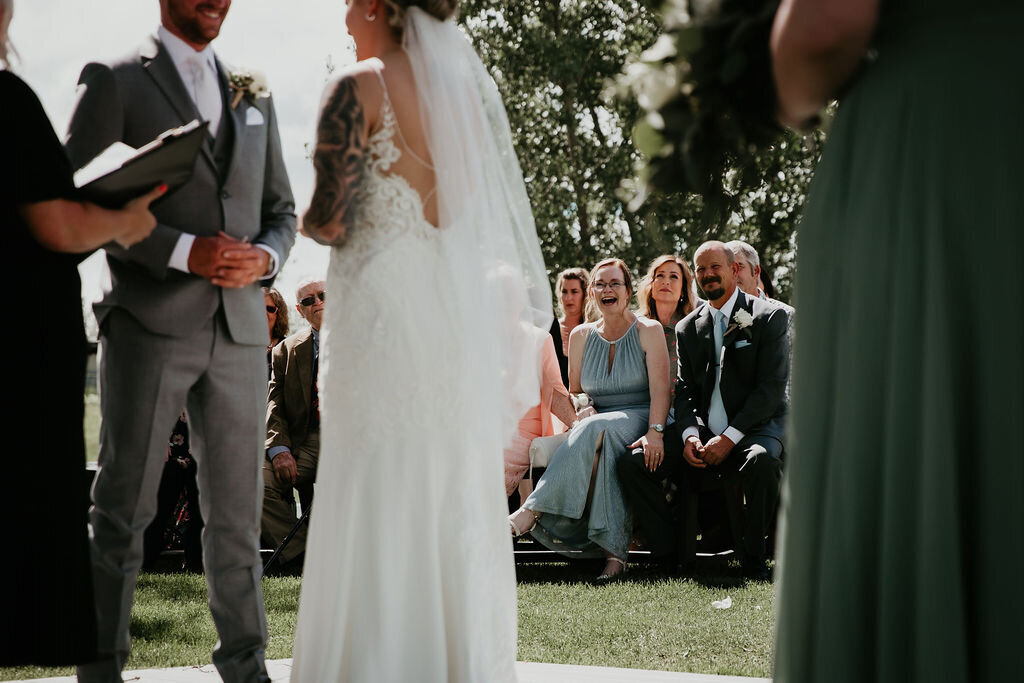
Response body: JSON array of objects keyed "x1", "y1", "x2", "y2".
[{"x1": 79, "y1": 308, "x2": 269, "y2": 683}]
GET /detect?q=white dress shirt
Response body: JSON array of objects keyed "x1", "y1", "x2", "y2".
[
  {"x1": 682, "y1": 286, "x2": 746, "y2": 446},
  {"x1": 157, "y1": 26, "x2": 279, "y2": 278}
]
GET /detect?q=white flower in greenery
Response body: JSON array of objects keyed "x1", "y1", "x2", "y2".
[
  {"x1": 733, "y1": 309, "x2": 754, "y2": 329},
  {"x1": 228, "y1": 68, "x2": 270, "y2": 109}
]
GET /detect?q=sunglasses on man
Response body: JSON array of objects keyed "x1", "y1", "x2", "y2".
[{"x1": 299, "y1": 291, "x2": 326, "y2": 307}]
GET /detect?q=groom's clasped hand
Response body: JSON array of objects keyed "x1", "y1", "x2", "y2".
[{"x1": 187, "y1": 230, "x2": 271, "y2": 288}]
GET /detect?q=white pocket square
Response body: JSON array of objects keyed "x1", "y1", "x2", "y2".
[
  {"x1": 245, "y1": 108, "x2": 265, "y2": 126},
  {"x1": 734, "y1": 339, "x2": 752, "y2": 349}
]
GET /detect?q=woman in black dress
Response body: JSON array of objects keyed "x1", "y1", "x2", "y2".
[
  {"x1": 0, "y1": 0, "x2": 162, "y2": 665},
  {"x1": 548, "y1": 267, "x2": 588, "y2": 389}
]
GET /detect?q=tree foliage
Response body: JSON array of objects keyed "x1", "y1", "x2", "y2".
[{"x1": 459, "y1": 0, "x2": 821, "y2": 303}]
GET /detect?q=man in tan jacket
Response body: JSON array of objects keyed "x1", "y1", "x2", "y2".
[{"x1": 262, "y1": 278, "x2": 325, "y2": 567}]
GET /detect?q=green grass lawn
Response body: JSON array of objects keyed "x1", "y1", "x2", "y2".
[
  {"x1": 48, "y1": 404, "x2": 773, "y2": 680},
  {"x1": 1, "y1": 560, "x2": 773, "y2": 681},
  {"x1": 516, "y1": 561, "x2": 774, "y2": 677}
]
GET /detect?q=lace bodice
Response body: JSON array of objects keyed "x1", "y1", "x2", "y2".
[{"x1": 336, "y1": 72, "x2": 437, "y2": 267}]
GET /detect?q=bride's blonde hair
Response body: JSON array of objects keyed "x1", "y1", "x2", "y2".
[{"x1": 383, "y1": 0, "x2": 458, "y2": 29}]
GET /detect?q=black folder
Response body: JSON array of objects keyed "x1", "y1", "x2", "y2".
[{"x1": 75, "y1": 120, "x2": 209, "y2": 208}]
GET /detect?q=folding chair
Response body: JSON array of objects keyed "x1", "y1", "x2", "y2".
[{"x1": 261, "y1": 503, "x2": 312, "y2": 576}]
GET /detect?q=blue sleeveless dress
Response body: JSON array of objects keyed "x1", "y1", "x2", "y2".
[{"x1": 525, "y1": 321, "x2": 650, "y2": 560}]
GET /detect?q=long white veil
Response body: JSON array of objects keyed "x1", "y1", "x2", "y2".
[{"x1": 404, "y1": 7, "x2": 553, "y2": 448}]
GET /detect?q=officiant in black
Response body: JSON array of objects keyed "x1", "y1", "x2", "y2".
[{"x1": 0, "y1": 0, "x2": 164, "y2": 666}]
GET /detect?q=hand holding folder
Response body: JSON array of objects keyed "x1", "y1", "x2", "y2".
[{"x1": 73, "y1": 120, "x2": 209, "y2": 208}]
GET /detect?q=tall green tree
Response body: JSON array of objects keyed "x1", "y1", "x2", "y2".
[{"x1": 459, "y1": 0, "x2": 820, "y2": 302}]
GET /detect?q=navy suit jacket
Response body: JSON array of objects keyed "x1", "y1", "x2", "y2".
[{"x1": 674, "y1": 289, "x2": 789, "y2": 445}]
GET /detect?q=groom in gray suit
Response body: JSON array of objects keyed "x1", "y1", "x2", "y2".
[{"x1": 65, "y1": 1, "x2": 295, "y2": 680}]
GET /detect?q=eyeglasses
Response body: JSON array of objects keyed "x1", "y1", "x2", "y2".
[
  {"x1": 592, "y1": 281, "x2": 626, "y2": 291},
  {"x1": 299, "y1": 291, "x2": 326, "y2": 307},
  {"x1": 265, "y1": 305, "x2": 278, "y2": 314}
]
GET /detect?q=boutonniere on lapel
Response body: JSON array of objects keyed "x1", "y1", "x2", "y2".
[
  {"x1": 724, "y1": 308, "x2": 755, "y2": 343},
  {"x1": 228, "y1": 69, "x2": 270, "y2": 109}
]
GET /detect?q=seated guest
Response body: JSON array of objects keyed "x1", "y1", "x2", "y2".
[
  {"x1": 549, "y1": 267, "x2": 588, "y2": 389},
  {"x1": 618, "y1": 241, "x2": 788, "y2": 579},
  {"x1": 504, "y1": 332, "x2": 576, "y2": 500},
  {"x1": 509, "y1": 258, "x2": 670, "y2": 581},
  {"x1": 637, "y1": 254, "x2": 697, "y2": 407},
  {"x1": 264, "y1": 286, "x2": 290, "y2": 373},
  {"x1": 725, "y1": 240, "x2": 793, "y2": 313},
  {"x1": 727, "y1": 239, "x2": 794, "y2": 399},
  {"x1": 143, "y1": 412, "x2": 203, "y2": 572},
  {"x1": 262, "y1": 278, "x2": 325, "y2": 568}
]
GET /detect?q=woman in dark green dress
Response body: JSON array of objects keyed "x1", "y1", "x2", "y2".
[
  {"x1": 772, "y1": 0, "x2": 1023, "y2": 680},
  {"x1": 0, "y1": 0, "x2": 163, "y2": 664}
]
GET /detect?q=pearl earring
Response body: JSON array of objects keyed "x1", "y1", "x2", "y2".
[{"x1": 366, "y1": 12, "x2": 376, "y2": 21}]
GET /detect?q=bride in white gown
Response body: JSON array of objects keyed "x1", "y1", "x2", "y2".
[{"x1": 293, "y1": 1, "x2": 551, "y2": 681}]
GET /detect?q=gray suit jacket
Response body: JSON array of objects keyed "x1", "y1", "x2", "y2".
[
  {"x1": 674, "y1": 290, "x2": 790, "y2": 444},
  {"x1": 65, "y1": 34, "x2": 296, "y2": 345}
]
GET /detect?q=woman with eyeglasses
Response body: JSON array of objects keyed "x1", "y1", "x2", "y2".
[{"x1": 508, "y1": 257, "x2": 671, "y2": 581}]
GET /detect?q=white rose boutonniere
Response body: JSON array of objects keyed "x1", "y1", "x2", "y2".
[
  {"x1": 733, "y1": 309, "x2": 754, "y2": 329},
  {"x1": 228, "y1": 69, "x2": 270, "y2": 109},
  {"x1": 724, "y1": 308, "x2": 755, "y2": 341}
]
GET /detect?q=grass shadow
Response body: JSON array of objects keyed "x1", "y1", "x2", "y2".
[{"x1": 130, "y1": 614, "x2": 178, "y2": 641}]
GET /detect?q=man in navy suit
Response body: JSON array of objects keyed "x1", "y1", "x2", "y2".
[{"x1": 619, "y1": 241, "x2": 788, "y2": 579}]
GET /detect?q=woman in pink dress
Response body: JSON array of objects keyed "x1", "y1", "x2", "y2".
[{"x1": 504, "y1": 332, "x2": 576, "y2": 499}]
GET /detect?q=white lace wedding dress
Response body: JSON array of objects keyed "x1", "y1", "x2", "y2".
[{"x1": 290, "y1": 62, "x2": 529, "y2": 681}]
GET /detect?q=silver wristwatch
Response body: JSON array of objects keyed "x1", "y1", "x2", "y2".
[{"x1": 649, "y1": 423, "x2": 665, "y2": 433}]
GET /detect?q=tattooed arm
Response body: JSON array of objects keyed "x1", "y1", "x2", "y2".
[{"x1": 303, "y1": 75, "x2": 368, "y2": 246}]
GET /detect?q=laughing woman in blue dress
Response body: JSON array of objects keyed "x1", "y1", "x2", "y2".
[{"x1": 509, "y1": 258, "x2": 670, "y2": 581}]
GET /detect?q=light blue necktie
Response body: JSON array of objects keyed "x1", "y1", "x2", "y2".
[
  {"x1": 708, "y1": 309, "x2": 728, "y2": 435},
  {"x1": 188, "y1": 54, "x2": 222, "y2": 138}
]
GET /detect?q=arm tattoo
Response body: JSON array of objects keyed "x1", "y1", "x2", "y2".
[{"x1": 304, "y1": 77, "x2": 367, "y2": 246}]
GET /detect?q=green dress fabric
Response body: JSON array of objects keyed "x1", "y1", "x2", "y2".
[{"x1": 774, "y1": 2, "x2": 1024, "y2": 681}]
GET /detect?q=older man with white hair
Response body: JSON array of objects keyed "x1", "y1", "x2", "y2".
[
  {"x1": 725, "y1": 240, "x2": 795, "y2": 314},
  {"x1": 726, "y1": 240, "x2": 795, "y2": 396}
]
